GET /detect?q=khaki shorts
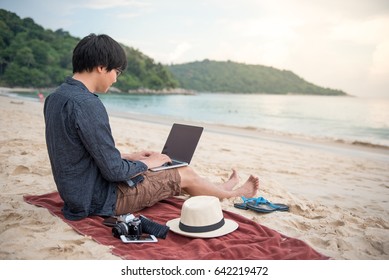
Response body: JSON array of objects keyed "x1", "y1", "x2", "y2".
[{"x1": 115, "y1": 168, "x2": 181, "y2": 215}]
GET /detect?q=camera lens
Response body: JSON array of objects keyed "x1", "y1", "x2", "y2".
[{"x1": 112, "y1": 222, "x2": 129, "y2": 238}]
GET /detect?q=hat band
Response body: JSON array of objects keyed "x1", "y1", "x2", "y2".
[{"x1": 179, "y1": 218, "x2": 225, "y2": 233}]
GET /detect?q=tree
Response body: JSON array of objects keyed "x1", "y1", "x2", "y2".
[
  {"x1": 14, "y1": 46, "x2": 36, "y2": 67},
  {"x1": 0, "y1": 9, "x2": 179, "y2": 91}
]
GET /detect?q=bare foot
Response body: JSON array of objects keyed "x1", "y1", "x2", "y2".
[
  {"x1": 232, "y1": 175, "x2": 259, "y2": 198},
  {"x1": 219, "y1": 169, "x2": 240, "y2": 191}
]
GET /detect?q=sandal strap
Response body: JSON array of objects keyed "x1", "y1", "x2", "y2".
[
  {"x1": 241, "y1": 196, "x2": 257, "y2": 203},
  {"x1": 241, "y1": 196, "x2": 281, "y2": 209}
]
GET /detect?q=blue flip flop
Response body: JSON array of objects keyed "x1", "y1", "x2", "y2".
[{"x1": 234, "y1": 196, "x2": 289, "y2": 213}]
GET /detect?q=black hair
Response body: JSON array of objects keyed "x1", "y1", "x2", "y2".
[{"x1": 72, "y1": 34, "x2": 127, "y2": 73}]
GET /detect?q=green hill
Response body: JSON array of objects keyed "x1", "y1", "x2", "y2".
[
  {"x1": 168, "y1": 60, "x2": 347, "y2": 95},
  {"x1": 1, "y1": 9, "x2": 346, "y2": 95},
  {"x1": 0, "y1": 9, "x2": 178, "y2": 91}
]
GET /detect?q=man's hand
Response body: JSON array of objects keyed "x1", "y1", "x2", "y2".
[
  {"x1": 121, "y1": 150, "x2": 152, "y2": 161},
  {"x1": 138, "y1": 152, "x2": 171, "y2": 169},
  {"x1": 121, "y1": 150, "x2": 171, "y2": 168}
]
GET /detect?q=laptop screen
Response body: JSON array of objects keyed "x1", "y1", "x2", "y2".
[{"x1": 161, "y1": 123, "x2": 203, "y2": 163}]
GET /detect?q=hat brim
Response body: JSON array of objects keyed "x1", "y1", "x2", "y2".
[{"x1": 166, "y1": 218, "x2": 238, "y2": 238}]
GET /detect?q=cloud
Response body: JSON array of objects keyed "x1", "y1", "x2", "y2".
[
  {"x1": 187, "y1": 12, "x2": 303, "y2": 67},
  {"x1": 330, "y1": 16, "x2": 389, "y2": 45},
  {"x1": 80, "y1": 0, "x2": 150, "y2": 9},
  {"x1": 167, "y1": 42, "x2": 193, "y2": 63},
  {"x1": 369, "y1": 39, "x2": 389, "y2": 83},
  {"x1": 116, "y1": 12, "x2": 141, "y2": 19},
  {"x1": 326, "y1": 15, "x2": 389, "y2": 95}
]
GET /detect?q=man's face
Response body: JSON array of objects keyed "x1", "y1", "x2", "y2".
[{"x1": 98, "y1": 68, "x2": 119, "y2": 93}]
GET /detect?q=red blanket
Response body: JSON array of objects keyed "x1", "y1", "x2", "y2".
[{"x1": 24, "y1": 192, "x2": 328, "y2": 260}]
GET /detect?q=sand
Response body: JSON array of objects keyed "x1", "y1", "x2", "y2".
[{"x1": 0, "y1": 93, "x2": 388, "y2": 260}]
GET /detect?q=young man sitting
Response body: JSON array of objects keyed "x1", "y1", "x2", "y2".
[{"x1": 44, "y1": 34, "x2": 259, "y2": 220}]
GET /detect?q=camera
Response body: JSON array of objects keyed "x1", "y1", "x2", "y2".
[
  {"x1": 112, "y1": 214, "x2": 142, "y2": 240},
  {"x1": 109, "y1": 213, "x2": 170, "y2": 240}
]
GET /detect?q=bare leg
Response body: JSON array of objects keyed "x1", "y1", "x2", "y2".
[
  {"x1": 178, "y1": 166, "x2": 259, "y2": 199},
  {"x1": 218, "y1": 168, "x2": 240, "y2": 191}
]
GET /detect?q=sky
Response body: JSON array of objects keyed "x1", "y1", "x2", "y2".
[{"x1": 1, "y1": 0, "x2": 389, "y2": 97}]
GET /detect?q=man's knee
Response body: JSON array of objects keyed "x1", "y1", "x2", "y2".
[{"x1": 178, "y1": 166, "x2": 197, "y2": 186}]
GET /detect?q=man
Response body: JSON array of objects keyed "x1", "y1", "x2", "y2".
[{"x1": 44, "y1": 34, "x2": 259, "y2": 220}]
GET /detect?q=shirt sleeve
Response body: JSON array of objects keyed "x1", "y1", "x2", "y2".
[{"x1": 74, "y1": 97, "x2": 148, "y2": 182}]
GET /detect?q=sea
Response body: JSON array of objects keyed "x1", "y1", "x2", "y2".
[{"x1": 6, "y1": 91, "x2": 389, "y2": 148}]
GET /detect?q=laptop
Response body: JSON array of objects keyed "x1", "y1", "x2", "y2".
[{"x1": 150, "y1": 123, "x2": 203, "y2": 172}]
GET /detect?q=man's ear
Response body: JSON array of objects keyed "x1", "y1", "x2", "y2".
[{"x1": 96, "y1": 66, "x2": 105, "y2": 73}]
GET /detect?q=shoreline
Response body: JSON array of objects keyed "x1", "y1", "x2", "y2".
[
  {"x1": 0, "y1": 94, "x2": 388, "y2": 260},
  {"x1": 3, "y1": 89, "x2": 389, "y2": 152},
  {"x1": 107, "y1": 108, "x2": 389, "y2": 162}
]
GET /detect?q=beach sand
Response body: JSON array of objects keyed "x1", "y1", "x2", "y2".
[{"x1": 0, "y1": 94, "x2": 388, "y2": 260}]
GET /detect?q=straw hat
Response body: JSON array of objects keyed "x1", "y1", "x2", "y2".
[{"x1": 166, "y1": 196, "x2": 238, "y2": 238}]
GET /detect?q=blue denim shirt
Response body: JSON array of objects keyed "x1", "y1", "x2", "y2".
[{"x1": 44, "y1": 77, "x2": 148, "y2": 220}]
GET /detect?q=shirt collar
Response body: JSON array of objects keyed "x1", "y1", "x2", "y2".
[{"x1": 65, "y1": 76, "x2": 98, "y2": 97}]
